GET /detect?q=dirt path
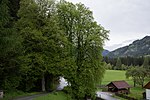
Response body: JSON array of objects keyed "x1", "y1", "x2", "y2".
[{"x1": 13, "y1": 93, "x2": 49, "y2": 100}]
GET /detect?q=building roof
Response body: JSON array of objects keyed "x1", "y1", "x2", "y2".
[
  {"x1": 107, "y1": 80, "x2": 131, "y2": 89},
  {"x1": 144, "y1": 82, "x2": 150, "y2": 89}
]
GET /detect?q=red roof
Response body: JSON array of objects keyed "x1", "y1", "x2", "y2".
[
  {"x1": 144, "y1": 82, "x2": 150, "y2": 89},
  {"x1": 107, "y1": 80, "x2": 131, "y2": 89}
]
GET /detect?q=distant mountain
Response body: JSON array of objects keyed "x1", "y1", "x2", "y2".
[
  {"x1": 102, "y1": 49, "x2": 110, "y2": 56},
  {"x1": 106, "y1": 36, "x2": 150, "y2": 58}
]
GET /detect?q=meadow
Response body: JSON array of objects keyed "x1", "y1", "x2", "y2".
[
  {"x1": 101, "y1": 70, "x2": 145, "y2": 99},
  {"x1": 102, "y1": 70, "x2": 128, "y2": 85}
]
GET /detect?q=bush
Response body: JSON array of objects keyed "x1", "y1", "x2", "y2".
[
  {"x1": 115, "y1": 93, "x2": 138, "y2": 100},
  {"x1": 62, "y1": 86, "x2": 72, "y2": 94}
]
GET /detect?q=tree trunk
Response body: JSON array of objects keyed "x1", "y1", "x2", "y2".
[
  {"x1": 141, "y1": 79, "x2": 144, "y2": 88},
  {"x1": 133, "y1": 80, "x2": 136, "y2": 87},
  {"x1": 42, "y1": 74, "x2": 45, "y2": 92}
]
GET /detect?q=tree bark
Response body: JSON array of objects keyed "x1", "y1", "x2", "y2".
[{"x1": 42, "y1": 74, "x2": 46, "y2": 92}]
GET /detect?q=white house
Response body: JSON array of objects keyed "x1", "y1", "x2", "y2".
[{"x1": 144, "y1": 82, "x2": 150, "y2": 100}]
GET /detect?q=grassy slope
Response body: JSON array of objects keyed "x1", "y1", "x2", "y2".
[
  {"x1": 102, "y1": 70, "x2": 145, "y2": 99},
  {"x1": 34, "y1": 92, "x2": 72, "y2": 100}
]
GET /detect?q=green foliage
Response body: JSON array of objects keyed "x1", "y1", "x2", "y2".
[
  {"x1": 2, "y1": 90, "x2": 25, "y2": 100},
  {"x1": 103, "y1": 56, "x2": 145, "y2": 67},
  {"x1": 63, "y1": 86, "x2": 73, "y2": 95},
  {"x1": 1, "y1": 0, "x2": 108, "y2": 99},
  {"x1": 142, "y1": 56, "x2": 150, "y2": 70},
  {"x1": 8, "y1": 0, "x2": 20, "y2": 20},
  {"x1": 128, "y1": 87, "x2": 144, "y2": 100},
  {"x1": 115, "y1": 58, "x2": 122, "y2": 70},
  {"x1": 0, "y1": 0, "x2": 22, "y2": 90},
  {"x1": 16, "y1": 0, "x2": 70, "y2": 91},
  {"x1": 121, "y1": 64, "x2": 127, "y2": 70},
  {"x1": 56, "y1": 0, "x2": 108, "y2": 99},
  {"x1": 16, "y1": 0, "x2": 46, "y2": 91},
  {"x1": 126, "y1": 67, "x2": 138, "y2": 87},
  {"x1": 104, "y1": 63, "x2": 112, "y2": 70},
  {"x1": 2, "y1": 76, "x2": 21, "y2": 91},
  {"x1": 126, "y1": 66, "x2": 148, "y2": 87}
]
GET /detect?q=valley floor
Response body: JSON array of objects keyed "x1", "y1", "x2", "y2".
[{"x1": 101, "y1": 70, "x2": 146, "y2": 99}]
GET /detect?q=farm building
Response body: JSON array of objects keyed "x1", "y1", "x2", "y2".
[
  {"x1": 106, "y1": 80, "x2": 131, "y2": 94},
  {"x1": 143, "y1": 81, "x2": 150, "y2": 100}
]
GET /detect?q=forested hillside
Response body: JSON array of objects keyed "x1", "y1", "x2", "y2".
[{"x1": 106, "y1": 36, "x2": 150, "y2": 58}]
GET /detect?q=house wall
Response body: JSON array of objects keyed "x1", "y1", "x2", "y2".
[{"x1": 146, "y1": 89, "x2": 150, "y2": 100}]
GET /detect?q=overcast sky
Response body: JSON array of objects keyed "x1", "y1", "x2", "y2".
[{"x1": 66, "y1": 0, "x2": 150, "y2": 51}]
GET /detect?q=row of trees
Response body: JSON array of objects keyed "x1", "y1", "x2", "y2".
[
  {"x1": 104, "y1": 56, "x2": 150, "y2": 70},
  {"x1": 103, "y1": 56, "x2": 147, "y2": 67},
  {"x1": 0, "y1": 0, "x2": 108, "y2": 99}
]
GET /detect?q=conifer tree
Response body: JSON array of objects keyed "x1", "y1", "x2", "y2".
[
  {"x1": 143, "y1": 56, "x2": 150, "y2": 70},
  {"x1": 116, "y1": 57, "x2": 122, "y2": 70}
]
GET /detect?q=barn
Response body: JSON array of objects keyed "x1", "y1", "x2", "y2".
[
  {"x1": 106, "y1": 80, "x2": 131, "y2": 94},
  {"x1": 143, "y1": 81, "x2": 150, "y2": 100}
]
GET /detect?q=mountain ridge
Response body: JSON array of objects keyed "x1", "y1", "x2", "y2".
[
  {"x1": 106, "y1": 36, "x2": 150, "y2": 58},
  {"x1": 102, "y1": 49, "x2": 110, "y2": 56}
]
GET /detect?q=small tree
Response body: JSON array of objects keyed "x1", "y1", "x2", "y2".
[
  {"x1": 126, "y1": 66, "x2": 148, "y2": 87},
  {"x1": 121, "y1": 64, "x2": 127, "y2": 70},
  {"x1": 136, "y1": 67, "x2": 147, "y2": 87},
  {"x1": 107, "y1": 63, "x2": 112, "y2": 70},
  {"x1": 126, "y1": 67, "x2": 137, "y2": 87},
  {"x1": 116, "y1": 58, "x2": 122, "y2": 70},
  {"x1": 142, "y1": 56, "x2": 150, "y2": 70}
]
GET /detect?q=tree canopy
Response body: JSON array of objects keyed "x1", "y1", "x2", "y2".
[
  {"x1": 126, "y1": 66, "x2": 148, "y2": 87},
  {"x1": 0, "y1": 0, "x2": 108, "y2": 99},
  {"x1": 56, "y1": 1, "x2": 108, "y2": 99}
]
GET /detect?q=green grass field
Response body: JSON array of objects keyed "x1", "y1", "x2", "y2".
[
  {"x1": 102, "y1": 70, "x2": 129, "y2": 85},
  {"x1": 101, "y1": 70, "x2": 145, "y2": 99},
  {"x1": 34, "y1": 92, "x2": 72, "y2": 100}
]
